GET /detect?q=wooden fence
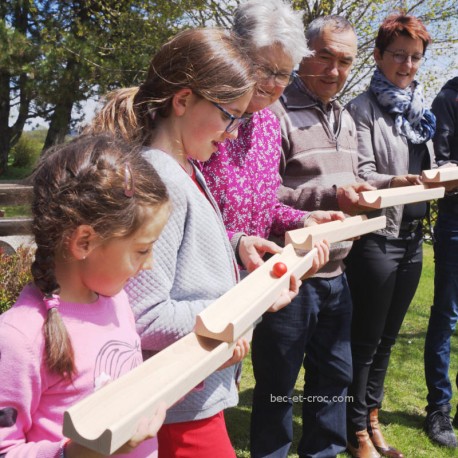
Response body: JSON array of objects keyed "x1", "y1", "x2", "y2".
[
  {"x1": 0, "y1": 182, "x2": 438, "y2": 243},
  {"x1": 0, "y1": 183, "x2": 33, "y2": 237}
]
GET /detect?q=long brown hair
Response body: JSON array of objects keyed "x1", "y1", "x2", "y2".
[
  {"x1": 31, "y1": 134, "x2": 169, "y2": 377},
  {"x1": 88, "y1": 27, "x2": 255, "y2": 145}
]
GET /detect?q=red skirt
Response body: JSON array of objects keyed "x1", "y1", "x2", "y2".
[{"x1": 158, "y1": 411, "x2": 236, "y2": 458}]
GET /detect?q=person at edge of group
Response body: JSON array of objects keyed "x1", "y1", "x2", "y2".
[
  {"x1": 344, "y1": 14, "x2": 438, "y2": 458},
  {"x1": 86, "y1": 28, "x2": 300, "y2": 458},
  {"x1": 200, "y1": 0, "x2": 337, "y2": 276},
  {"x1": 424, "y1": 75, "x2": 458, "y2": 448},
  {"x1": 0, "y1": 134, "x2": 170, "y2": 457},
  {"x1": 259, "y1": 15, "x2": 375, "y2": 458}
]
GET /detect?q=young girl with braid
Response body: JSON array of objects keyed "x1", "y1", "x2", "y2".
[{"x1": 0, "y1": 134, "x2": 171, "y2": 457}]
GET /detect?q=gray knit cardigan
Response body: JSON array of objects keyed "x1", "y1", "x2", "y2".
[
  {"x1": 346, "y1": 89, "x2": 435, "y2": 237},
  {"x1": 126, "y1": 148, "x2": 239, "y2": 424}
]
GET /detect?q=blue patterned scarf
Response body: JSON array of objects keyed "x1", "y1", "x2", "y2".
[{"x1": 370, "y1": 68, "x2": 436, "y2": 144}]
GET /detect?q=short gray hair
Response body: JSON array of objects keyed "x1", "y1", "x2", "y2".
[
  {"x1": 233, "y1": 0, "x2": 312, "y2": 66},
  {"x1": 306, "y1": 15, "x2": 356, "y2": 46}
]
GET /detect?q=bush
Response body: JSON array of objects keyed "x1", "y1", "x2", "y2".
[
  {"x1": 0, "y1": 245, "x2": 35, "y2": 314},
  {"x1": 11, "y1": 134, "x2": 42, "y2": 168}
]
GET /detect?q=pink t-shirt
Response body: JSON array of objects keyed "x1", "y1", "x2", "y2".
[{"x1": 0, "y1": 285, "x2": 157, "y2": 458}]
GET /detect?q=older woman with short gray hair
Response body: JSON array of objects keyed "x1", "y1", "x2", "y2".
[
  {"x1": 201, "y1": 0, "x2": 317, "y2": 248},
  {"x1": 200, "y1": 1, "x2": 339, "y2": 456}
]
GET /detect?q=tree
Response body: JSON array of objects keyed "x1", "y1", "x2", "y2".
[
  {"x1": 0, "y1": 0, "x2": 203, "y2": 172},
  {"x1": 0, "y1": 1, "x2": 38, "y2": 174},
  {"x1": 186, "y1": 0, "x2": 458, "y2": 102},
  {"x1": 33, "y1": 1, "x2": 191, "y2": 150},
  {"x1": 1, "y1": 0, "x2": 457, "y2": 174}
]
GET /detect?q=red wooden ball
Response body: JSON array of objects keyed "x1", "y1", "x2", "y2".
[{"x1": 272, "y1": 262, "x2": 288, "y2": 278}]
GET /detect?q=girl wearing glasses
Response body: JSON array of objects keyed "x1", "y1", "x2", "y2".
[
  {"x1": 344, "y1": 15, "x2": 435, "y2": 458},
  {"x1": 87, "y1": 27, "x2": 299, "y2": 458}
]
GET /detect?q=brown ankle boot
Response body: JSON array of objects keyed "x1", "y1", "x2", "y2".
[
  {"x1": 347, "y1": 429, "x2": 381, "y2": 458},
  {"x1": 368, "y1": 408, "x2": 404, "y2": 458}
]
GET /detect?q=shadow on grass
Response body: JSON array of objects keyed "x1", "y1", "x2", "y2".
[{"x1": 378, "y1": 409, "x2": 425, "y2": 429}]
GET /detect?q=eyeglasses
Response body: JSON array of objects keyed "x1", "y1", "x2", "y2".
[
  {"x1": 384, "y1": 50, "x2": 426, "y2": 66},
  {"x1": 255, "y1": 65, "x2": 296, "y2": 87},
  {"x1": 211, "y1": 102, "x2": 251, "y2": 134}
]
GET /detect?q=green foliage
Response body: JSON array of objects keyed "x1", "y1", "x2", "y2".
[
  {"x1": 11, "y1": 134, "x2": 42, "y2": 168},
  {"x1": 0, "y1": 0, "x2": 457, "y2": 168},
  {"x1": 2, "y1": 205, "x2": 32, "y2": 218},
  {"x1": 0, "y1": 245, "x2": 34, "y2": 314},
  {"x1": 290, "y1": 0, "x2": 458, "y2": 103},
  {"x1": 1, "y1": 165, "x2": 33, "y2": 180}
]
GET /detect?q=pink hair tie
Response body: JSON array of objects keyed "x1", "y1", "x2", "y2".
[{"x1": 43, "y1": 294, "x2": 60, "y2": 311}]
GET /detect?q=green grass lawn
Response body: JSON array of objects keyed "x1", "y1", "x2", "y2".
[{"x1": 227, "y1": 244, "x2": 458, "y2": 457}]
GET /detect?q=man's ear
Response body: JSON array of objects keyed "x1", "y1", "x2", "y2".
[
  {"x1": 172, "y1": 88, "x2": 194, "y2": 116},
  {"x1": 68, "y1": 225, "x2": 99, "y2": 260}
]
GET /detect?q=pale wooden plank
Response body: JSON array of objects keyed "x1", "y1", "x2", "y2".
[
  {"x1": 0, "y1": 217, "x2": 32, "y2": 236},
  {"x1": 284, "y1": 215, "x2": 387, "y2": 250},
  {"x1": 0, "y1": 184, "x2": 32, "y2": 206},
  {"x1": 63, "y1": 329, "x2": 252, "y2": 455},
  {"x1": 194, "y1": 244, "x2": 316, "y2": 342},
  {"x1": 422, "y1": 167, "x2": 458, "y2": 183},
  {"x1": 358, "y1": 185, "x2": 445, "y2": 209}
]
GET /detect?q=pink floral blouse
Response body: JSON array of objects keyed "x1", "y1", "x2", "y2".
[{"x1": 200, "y1": 107, "x2": 306, "y2": 240}]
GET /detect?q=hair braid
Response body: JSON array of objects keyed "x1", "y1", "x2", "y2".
[{"x1": 30, "y1": 134, "x2": 169, "y2": 378}]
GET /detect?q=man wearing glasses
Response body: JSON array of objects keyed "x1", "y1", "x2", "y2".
[{"x1": 267, "y1": 15, "x2": 374, "y2": 457}]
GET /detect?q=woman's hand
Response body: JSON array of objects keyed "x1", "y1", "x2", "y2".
[
  {"x1": 390, "y1": 174, "x2": 422, "y2": 187},
  {"x1": 304, "y1": 210, "x2": 345, "y2": 227}
]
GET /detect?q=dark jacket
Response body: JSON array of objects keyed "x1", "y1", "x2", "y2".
[
  {"x1": 432, "y1": 77, "x2": 458, "y2": 207},
  {"x1": 431, "y1": 77, "x2": 458, "y2": 166}
]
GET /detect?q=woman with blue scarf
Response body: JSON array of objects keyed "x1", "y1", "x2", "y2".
[{"x1": 344, "y1": 14, "x2": 435, "y2": 458}]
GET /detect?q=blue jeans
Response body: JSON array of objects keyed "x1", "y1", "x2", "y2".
[
  {"x1": 424, "y1": 210, "x2": 458, "y2": 411},
  {"x1": 250, "y1": 275, "x2": 353, "y2": 458}
]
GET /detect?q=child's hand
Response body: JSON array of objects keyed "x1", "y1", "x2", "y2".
[
  {"x1": 219, "y1": 338, "x2": 250, "y2": 370},
  {"x1": 65, "y1": 402, "x2": 167, "y2": 457},
  {"x1": 123, "y1": 401, "x2": 167, "y2": 451},
  {"x1": 267, "y1": 273, "x2": 301, "y2": 312}
]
